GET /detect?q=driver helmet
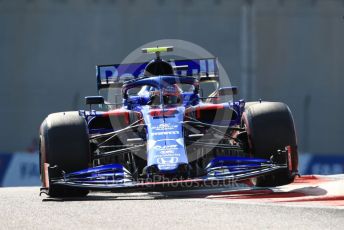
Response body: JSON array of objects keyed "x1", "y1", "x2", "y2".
[
  {"x1": 161, "y1": 84, "x2": 183, "y2": 105},
  {"x1": 148, "y1": 84, "x2": 183, "y2": 105}
]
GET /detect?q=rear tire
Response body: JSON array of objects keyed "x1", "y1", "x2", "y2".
[
  {"x1": 40, "y1": 112, "x2": 90, "y2": 197},
  {"x1": 243, "y1": 102, "x2": 298, "y2": 186}
]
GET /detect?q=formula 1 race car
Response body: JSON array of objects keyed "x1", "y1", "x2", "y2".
[{"x1": 39, "y1": 46, "x2": 298, "y2": 197}]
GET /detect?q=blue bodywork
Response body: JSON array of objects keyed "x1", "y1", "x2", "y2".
[
  {"x1": 49, "y1": 57, "x2": 288, "y2": 190},
  {"x1": 141, "y1": 105, "x2": 188, "y2": 172}
]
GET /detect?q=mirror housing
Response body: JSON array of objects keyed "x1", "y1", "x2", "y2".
[
  {"x1": 218, "y1": 87, "x2": 238, "y2": 96},
  {"x1": 85, "y1": 96, "x2": 104, "y2": 105}
]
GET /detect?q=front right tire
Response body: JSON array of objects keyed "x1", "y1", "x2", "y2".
[{"x1": 40, "y1": 111, "x2": 90, "y2": 197}]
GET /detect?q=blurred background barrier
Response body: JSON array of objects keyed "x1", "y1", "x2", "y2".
[
  {"x1": 299, "y1": 153, "x2": 344, "y2": 175},
  {"x1": 0, "y1": 152, "x2": 343, "y2": 187},
  {"x1": 0, "y1": 0, "x2": 344, "y2": 155},
  {"x1": 0, "y1": 152, "x2": 40, "y2": 187}
]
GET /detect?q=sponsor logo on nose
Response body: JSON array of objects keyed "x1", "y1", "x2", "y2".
[{"x1": 157, "y1": 157, "x2": 179, "y2": 165}]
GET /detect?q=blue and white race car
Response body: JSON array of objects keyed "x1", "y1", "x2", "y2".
[{"x1": 39, "y1": 46, "x2": 299, "y2": 197}]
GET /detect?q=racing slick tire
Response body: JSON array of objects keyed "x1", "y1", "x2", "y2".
[
  {"x1": 243, "y1": 102, "x2": 298, "y2": 187},
  {"x1": 40, "y1": 111, "x2": 90, "y2": 197}
]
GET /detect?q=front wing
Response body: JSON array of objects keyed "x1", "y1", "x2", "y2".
[{"x1": 41, "y1": 155, "x2": 291, "y2": 194}]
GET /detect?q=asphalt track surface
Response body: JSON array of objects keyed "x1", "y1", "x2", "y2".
[{"x1": 1, "y1": 175, "x2": 344, "y2": 230}]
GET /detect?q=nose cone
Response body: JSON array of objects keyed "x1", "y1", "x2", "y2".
[{"x1": 142, "y1": 106, "x2": 188, "y2": 174}]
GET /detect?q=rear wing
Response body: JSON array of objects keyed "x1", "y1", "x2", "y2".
[{"x1": 96, "y1": 58, "x2": 219, "y2": 91}]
